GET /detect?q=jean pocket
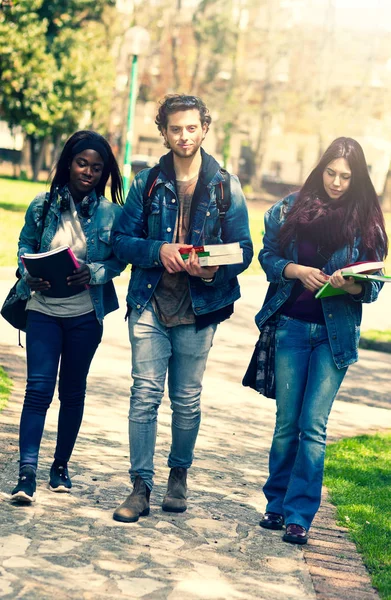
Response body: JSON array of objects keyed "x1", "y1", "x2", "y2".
[{"x1": 276, "y1": 314, "x2": 293, "y2": 329}]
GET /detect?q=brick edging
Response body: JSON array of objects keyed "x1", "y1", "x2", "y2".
[{"x1": 303, "y1": 492, "x2": 380, "y2": 600}]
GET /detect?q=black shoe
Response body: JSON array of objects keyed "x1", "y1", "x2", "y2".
[
  {"x1": 11, "y1": 466, "x2": 36, "y2": 503},
  {"x1": 283, "y1": 523, "x2": 308, "y2": 545},
  {"x1": 259, "y1": 512, "x2": 284, "y2": 530},
  {"x1": 49, "y1": 461, "x2": 72, "y2": 493}
]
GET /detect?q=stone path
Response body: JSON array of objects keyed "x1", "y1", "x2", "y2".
[{"x1": 0, "y1": 272, "x2": 390, "y2": 600}]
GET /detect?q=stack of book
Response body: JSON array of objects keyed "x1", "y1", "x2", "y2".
[
  {"x1": 179, "y1": 242, "x2": 243, "y2": 266},
  {"x1": 315, "y1": 260, "x2": 391, "y2": 299}
]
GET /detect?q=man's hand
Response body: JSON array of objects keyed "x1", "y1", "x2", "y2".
[
  {"x1": 183, "y1": 248, "x2": 219, "y2": 279},
  {"x1": 67, "y1": 264, "x2": 91, "y2": 286},
  {"x1": 160, "y1": 243, "x2": 193, "y2": 274},
  {"x1": 329, "y1": 270, "x2": 363, "y2": 295},
  {"x1": 25, "y1": 273, "x2": 50, "y2": 292}
]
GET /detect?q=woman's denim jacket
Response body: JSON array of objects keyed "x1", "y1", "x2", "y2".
[
  {"x1": 16, "y1": 191, "x2": 126, "y2": 323},
  {"x1": 256, "y1": 193, "x2": 384, "y2": 369},
  {"x1": 112, "y1": 159, "x2": 253, "y2": 317}
]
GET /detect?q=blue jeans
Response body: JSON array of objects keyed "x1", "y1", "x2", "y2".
[
  {"x1": 263, "y1": 315, "x2": 348, "y2": 530},
  {"x1": 19, "y1": 310, "x2": 103, "y2": 470},
  {"x1": 128, "y1": 305, "x2": 217, "y2": 490}
]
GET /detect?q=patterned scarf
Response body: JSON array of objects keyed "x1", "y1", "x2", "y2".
[{"x1": 296, "y1": 194, "x2": 354, "y2": 252}]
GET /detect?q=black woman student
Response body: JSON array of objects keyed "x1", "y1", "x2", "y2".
[
  {"x1": 10, "y1": 130, "x2": 126, "y2": 504},
  {"x1": 256, "y1": 137, "x2": 388, "y2": 544}
]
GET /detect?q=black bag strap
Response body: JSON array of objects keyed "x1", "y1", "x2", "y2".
[
  {"x1": 215, "y1": 168, "x2": 231, "y2": 223},
  {"x1": 37, "y1": 191, "x2": 53, "y2": 251},
  {"x1": 142, "y1": 165, "x2": 161, "y2": 216}
]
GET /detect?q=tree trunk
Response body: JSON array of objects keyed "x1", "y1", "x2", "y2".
[
  {"x1": 52, "y1": 132, "x2": 63, "y2": 166},
  {"x1": 30, "y1": 135, "x2": 48, "y2": 182},
  {"x1": 171, "y1": 0, "x2": 182, "y2": 90}
]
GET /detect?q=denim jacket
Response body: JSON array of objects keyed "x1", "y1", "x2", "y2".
[
  {"x1": 16, "y1": 190, "x2": 126, "y2": 323},
  {"x1": 113, "y1": 149, "x2": 253, "y2": 317},
  {"x1": 256, "y1": 193, "x2": 384, "y2": 368}
]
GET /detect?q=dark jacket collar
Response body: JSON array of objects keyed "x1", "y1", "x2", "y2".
[{"x1": 159, "y1": 148, "x2": 221, "y2": 187}]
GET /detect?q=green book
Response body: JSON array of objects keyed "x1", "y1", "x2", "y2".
[
  {"x1": 180, "y1": 251, "x2": 210, "y2": 260},
  {"x1": 315, "y1": 272, "x2": 391, "y2": 299}
]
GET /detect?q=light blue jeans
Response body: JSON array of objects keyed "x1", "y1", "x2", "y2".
[
  {"x1": 128, "y1": 305, "x2": 217, "y2": 490},
  {"x1": 263, "y1": 315, "x2": 348, "y2": 530}
]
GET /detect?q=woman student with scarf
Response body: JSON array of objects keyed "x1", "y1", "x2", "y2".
[{"x1": 255, "y1": 137, "x2": 388, "y2": 544}]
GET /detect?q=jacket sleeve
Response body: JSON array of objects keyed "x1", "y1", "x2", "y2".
[
  {"x1": 87, "y1": 204, "x2": 127, "y2": 286},
  {"x1": 209, "y1": 174, "x2": 253, "y2": 286},
  {"x1": 258, "y1": 199, "x2": 294, "y2": 283},
  {"x1": 17, "y1": 194, "x2": 46, "y2": 279},
  {"x1": 112, "y1": 173, "x2": 166, "y2": 268}
]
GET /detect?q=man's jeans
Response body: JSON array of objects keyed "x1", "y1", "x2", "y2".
[
  {"x1": 19, "y1": 310, "x2": 103, "y2": 470},
  {"x1": 128, "y1": 305, "x2": 217, "y2": 490},
  {"x1": 263, "y1": 315, "x2": 348, "y2": 530}
]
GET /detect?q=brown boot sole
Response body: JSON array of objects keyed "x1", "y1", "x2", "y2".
[
  {"x1": 113, "y1": 507, "x2": 150, "y2": 523},
  {"x1": 162, "y1": 504, "x2": 187, "y2": 513}
]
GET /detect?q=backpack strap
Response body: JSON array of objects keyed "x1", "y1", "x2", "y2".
[
  {"x1": 142, "y1": 165, "x2": 161, "y2": 216},
  {"x1": 37, "y1": 191, "x2": 54, "y2": 251},
  {"x1": 215, "y1": 168, "x2": 231, "y2": 223}
]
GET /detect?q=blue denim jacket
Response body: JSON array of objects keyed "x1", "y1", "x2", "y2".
[
  {"x1": 16, "y1": 190, "x2": 126, "y2": 323},
  {"x1": 256, "y1": 193, "x2": 384, "y2": 368},
  {"x1": 113, "y1": 150, "x2": 253, "y2": 317}
]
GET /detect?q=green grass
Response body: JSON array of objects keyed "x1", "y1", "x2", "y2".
[
  {"x1": 0, "y1": 176, "x2": 265, "y2": 272},
  {"x1": 361, "y1": 330, "x2": 391, "y2": 343},
  {"x1": 324, "y1": 434, "x2": 391, "y2": 599},
  {"x1": 0, "y1": 178, "x2": 48, "y2": 267},
  {"x1": 0, "y1": 366, "x2": 12, "y2": 412},
  {"x1": 0, "y1": 176, "x2": 390, "y2": 277}
]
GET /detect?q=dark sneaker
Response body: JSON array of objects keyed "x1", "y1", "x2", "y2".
[
  {"x1": 11, "y1": 466, "x2": 36, "y2": 503},
  {"x1": 283, "y1": 523, "x2": 308, "y2": 545},
  {"x1": 49, "y1": 462, "x2": 72, "y2": 493},
  {"x1": 259, "y1": 512, "x2": 285, "y2": 530}
]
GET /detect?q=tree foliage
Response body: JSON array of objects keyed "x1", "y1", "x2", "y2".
[{"x1": 0, "y1": 0, "x2": 116, "y2": 179}]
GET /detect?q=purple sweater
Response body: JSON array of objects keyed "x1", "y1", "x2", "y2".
[{"x1": 280, "y1": 240, "x2": 325, "y2": 324}]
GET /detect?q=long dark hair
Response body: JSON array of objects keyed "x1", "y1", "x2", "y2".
[
  {"x1": 50, "y1": 130, "x2": 124, "y2": 205},
  {"x1": 279, "y1": 137, "x2": 388, "y2": 258}
]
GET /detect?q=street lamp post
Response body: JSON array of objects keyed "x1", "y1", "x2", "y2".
[{"x1": 122, "y1": 26, "x2": 150, "y2": 196}]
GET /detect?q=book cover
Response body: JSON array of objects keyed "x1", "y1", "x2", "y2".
[
  {"x1": 197, "y1": 250, "x2": 243, "y2": 267},
  {"x1": 179, "y1": 242, "x2": 241, "y2": 258},
  {"x1": 21, "y1": 245, "x2": 86, "y2": 298},
  {"x1": 339, "y1": 260, "x2": 384, "y2": 275},
  {"x1": 315, "y1": 272, "x2": 391, "y2": 299}
]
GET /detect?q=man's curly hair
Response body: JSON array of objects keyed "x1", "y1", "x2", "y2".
[{"x1": 155, "y1": 94, "x2": 212, "y2": 148}]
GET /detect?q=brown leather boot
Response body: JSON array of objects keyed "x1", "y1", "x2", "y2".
[
  {"x1": 113, "y1": 475, "x2": 151, "y2": 523},
  {"x1": 162, "y1": 467, "x2": 187, "y2": 513}
]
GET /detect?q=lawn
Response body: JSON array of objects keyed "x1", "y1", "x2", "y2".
[
  {"x1": 1, "y1": 176, "x2": 390, "y2": 276},
  {"x1": 0, "y1": 176, "x2": 265, "y2": 272},
  {"x1": 0, "y1": 366, "x2": 12, "y2": 412},
  {"x1": 0, "y1": 177, "x2": 47, "y2": 267},
  {"x1": 324, "y1": 434, "x2": 391, "y2": 600}
]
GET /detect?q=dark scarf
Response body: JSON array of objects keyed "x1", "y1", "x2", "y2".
[{"x1": 296, "y1": 194, "x2": 353, "y2": 252}]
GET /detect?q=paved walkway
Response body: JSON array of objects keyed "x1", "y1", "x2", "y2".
[{"x1": 0, "y1": 272, "x2": 390, "y2": 600}]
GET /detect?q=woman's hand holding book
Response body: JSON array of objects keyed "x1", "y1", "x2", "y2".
[
  {"x1": 25, "y1": 273, "x2": 50, "y2": 292},
  {"x1": 67, "y1": 264, "x2": 91, "y2": 287},
  {"x1": 328, "y1": 270, "x2": 363, "y2": 296}
]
